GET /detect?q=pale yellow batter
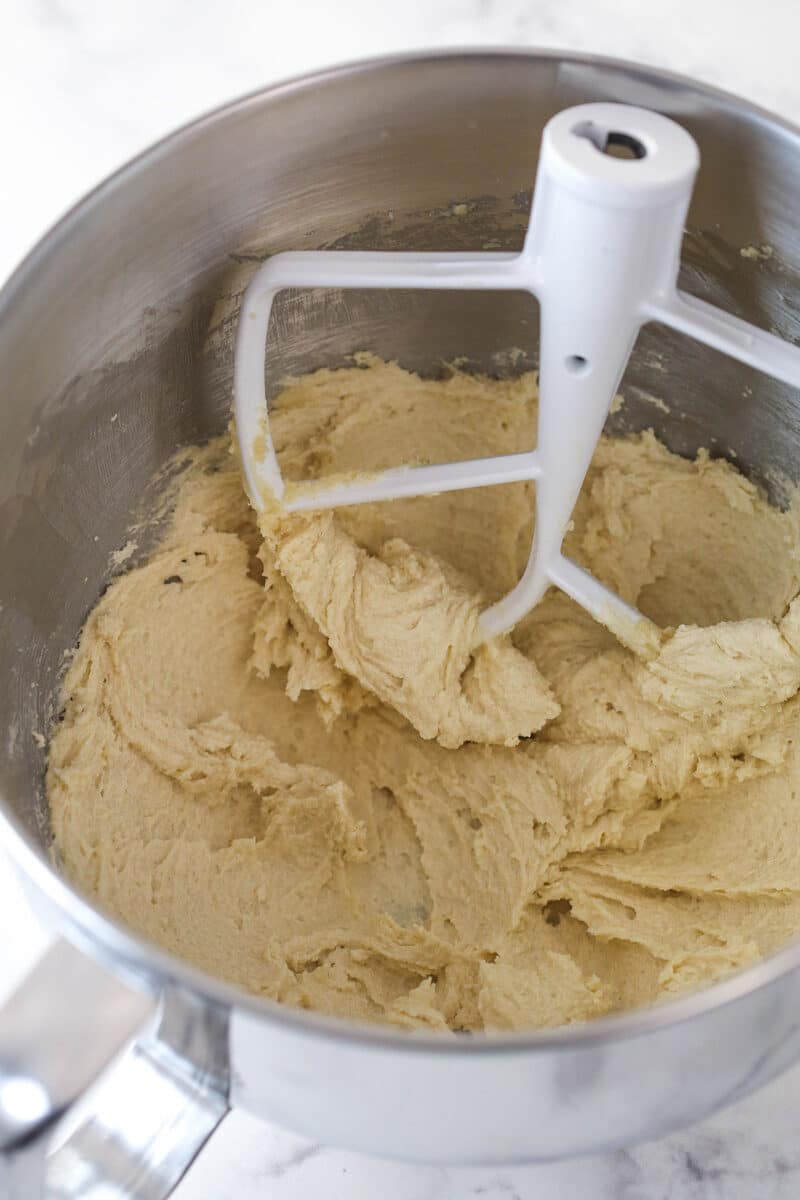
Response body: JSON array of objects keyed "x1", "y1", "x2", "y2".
[{"x1": 47, "y1": 359, "x2": 800, "y2": 1031}]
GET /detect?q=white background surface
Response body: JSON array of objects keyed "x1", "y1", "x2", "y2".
[{"x1": 4, "y1": 1, "x2": 800, "y2": 1196}]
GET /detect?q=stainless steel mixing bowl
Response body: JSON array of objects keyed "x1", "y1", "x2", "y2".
[{"x1": 2, "y1": 50, "x2": 800, "y2": 1199}]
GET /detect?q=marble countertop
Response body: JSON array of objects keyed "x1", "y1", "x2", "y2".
[{"x1": 3, "y1": 1, "x2": 800, "y2": 1196}]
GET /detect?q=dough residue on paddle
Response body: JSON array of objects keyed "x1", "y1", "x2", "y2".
[{"x1": 47, "y1": 358, "x2": 800, "y2": 1031}]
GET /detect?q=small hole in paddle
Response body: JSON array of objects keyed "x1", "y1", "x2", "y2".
[
  {"x1": 573, "y1": 121, "x2": 647, "y2": 160},
  {"x1": 565, "y1": 354, "x2": 591, "y2": 375},
  {"x1": 604, "y1": 131, "x2": 647, "y2": 160}
]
